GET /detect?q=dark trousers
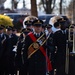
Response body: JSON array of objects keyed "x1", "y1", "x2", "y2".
[
  {"x1": 56, "y1": 65, "x2": 66, "y2": 75},
  {"x1": 69, "y1": 55, "x2": 75, "y2": 75},
  {"x1": 55, "y1": 52, "x2": 66, "y2": 75}
]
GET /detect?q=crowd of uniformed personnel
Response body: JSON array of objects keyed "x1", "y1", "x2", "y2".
[{"x1": 0, "y1": 15, "x2": 73, "y2": 75}]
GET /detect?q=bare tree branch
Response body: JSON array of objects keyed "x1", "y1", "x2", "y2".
[
  {"x1": 39, "y1": 0, "x2": 56, "y2": 14},
  {"x1": 51, "y1": 0, "x2": 56, "y2": 11},
  {"x1": 41, "y1": 0, "x2": 46, "y2": 12}
]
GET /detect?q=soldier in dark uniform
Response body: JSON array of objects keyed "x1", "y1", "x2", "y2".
[
  {"x1": 0, "y1": 33, "x2": 2, "y2": 59},
  {"x1": 19, "y1": 20, "x2": 33, "y2": 40},
  {"x1": 46, "y1": 24, "x2": 54, "y2": 57},
  {"x1": 23, "y1": 19, "x2": 52, "y2": 75},
  {"x1": 16, "y1": 20, "x2": 33, "y2": 75},
  {"x1": 6, "y1": 26, "x2": 18, "y2": 75},
  {"x1": 0, "y1": 25, "x2": 9, "y2": 75},
  {"x1": 46, "y1": 24, "x2": 55, "y2": 75},
  {"x1": 0, "y1": 25, "x2": 4, "y2": 75},
  {"x1": 0, "y1": 25, "x2": 4, "y2": 60},
  {"x1": 53, "y1": 21, "x2": 67, "y2": 75}
]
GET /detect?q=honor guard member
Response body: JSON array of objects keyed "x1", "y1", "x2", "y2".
[
  {"x1": 46, "y1": 24, "x2": 55, "y2": 75},
  {"x1": 6, "y1": 26, "x2": 18, "y2": 75},
  {"x1": 16, "y1": 16, "x2": 38, "y2": 75},
  {"x1": 59, "y1": 20, "x2": 69, "y2": 75},
  {"x1": 19, "y1": 20, "x2": 33, "y2": 41},
  {"x1": 16, "y1": 20, "x2": 33, "y2": 75},
  {"x1": 0, "y1": 25, "x2": 9, "y2": 75},
  {"x1": 23, "y1": 19, "x2": 52, "y2": 75},
  {"x1": 0, "y1": 25, "x2": 5, "y2": 75},
  {"x1": 46, "y1": 24, "x2": 53, "y2": 57},
  {"x1": 53, "y1": 21, "x2": 67, "y2": 75}
]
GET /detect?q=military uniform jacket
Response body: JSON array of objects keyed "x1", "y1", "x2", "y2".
[
  {"x1": 6, "y1": 33, "x2": 18, "y2": 74},
  {"x1": 0, "y1": 37, "x2": 2, "y2": 59},
  {"x1": 0, "y1": 33, "x2": 9, "y2": 69},
  {"x1": 47, "y1": 33, "x2": 55, "y2": 53},
  {"x1": 53, "y1": 30, "x2": 67, "y2": 67},
  {"x1": 0, "y1": 33, "x2": 9, "y2": 59},
  {"x1": 23, "y1": 32, "x2": 47, "y2": 75},
  {"x1": 53, "y1": 30, "x2": 67, "y2": 52},
  {"x1": 16, "y1": 28, "x2": 32, "y2": 70}
]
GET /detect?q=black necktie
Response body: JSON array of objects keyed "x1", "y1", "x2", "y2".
[{"x1": 37, "y1": 34, "x2": 40, "y2": 37}]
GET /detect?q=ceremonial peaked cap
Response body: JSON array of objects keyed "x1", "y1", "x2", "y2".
[
  {"x1": 6, "y1": 26, "x2": 13, "y2": 31},
  {"x1": 46, "y1": 24, "x2": 52, "y2": 28},
  {"x1": 24, "y1": 20, "x2": 32, "y2": 26},
  {"x1": 32, "y1": 19, "x2": 43, "y2": 26}
]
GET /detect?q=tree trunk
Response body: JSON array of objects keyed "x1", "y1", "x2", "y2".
[
  {"x1": 23, "y1": 0, "x2": 25, "y2": 8},
  {"x1": 59, "y1": 0, "x2": 63, "y2": 14},
  {"x1": 31, "y1": 0, "x2": 38, "y2": 17},
  {"x1": 12, "y1": 0, "x2": 20, "y2": 10},
  {"x1": 41, "y1": 0, "x2": 56, "y2": 14},
  {"x1": 46, "y1": 0, "x2": 52, "y2": 14}
]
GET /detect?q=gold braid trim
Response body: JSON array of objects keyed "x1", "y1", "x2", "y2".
[{"x1": 28, "y1": 33, "x2": 48, "y2": 59}]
